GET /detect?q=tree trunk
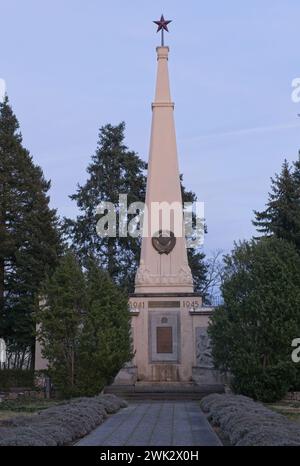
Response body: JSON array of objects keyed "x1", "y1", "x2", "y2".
[
  {"x1": 0, "y1": 191, "x2": 5, "y2": 319},
  {"x1": 30, "y1": 342, "x2": 35, "y2": 370},
  {"x1": 107, "y1": 237, "x2": 116, "y2": 279}
]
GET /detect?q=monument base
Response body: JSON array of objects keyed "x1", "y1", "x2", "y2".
[{"x1": 128, "y1": 292, "x2": 215, "y2": 383}]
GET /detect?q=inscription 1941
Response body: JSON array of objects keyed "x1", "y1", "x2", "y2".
[{"x1": 129, "y1": 301, "x2": 145, "y2": 311}]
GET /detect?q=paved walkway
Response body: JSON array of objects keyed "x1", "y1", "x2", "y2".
[{"x1": 76, "y1": 401, "x2": 221, "y2": 446}]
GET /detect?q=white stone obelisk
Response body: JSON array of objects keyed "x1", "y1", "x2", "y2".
[
  {"x1": 135, "y1": 46, "x2": 193, "y2": 294},
  {"x1": 127, "y1": 33, "x2": 211, "y2": 385}
]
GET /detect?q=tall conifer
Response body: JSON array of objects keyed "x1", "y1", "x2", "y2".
[
  {"x1": 65, "y1": 122, "x2": 208, "y2": 293},
  {"x1": 0, "y1": 96, "x2": 61, "y2": 367},
  {"x1": 64, "y1": 122, "x2": 146, "y2": 290},
  {"x1": 253, "y1": 159, "x2": 300, "y2": 250}
]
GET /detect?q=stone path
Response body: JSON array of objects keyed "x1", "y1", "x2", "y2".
[{"x1": 76, "y1": 401, "x2": 222, "y2": 446}]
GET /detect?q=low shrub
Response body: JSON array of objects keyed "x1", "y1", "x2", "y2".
[
  {"x1": 0, "y1": 394, "x2": 127, "y2": 446},
  {"x1": 0, "y1": 369, "x2": 35, "y2": 390},
  {"x1": 231, "y1": 362, "x2": 295, "y2": 403},
  {"x1": 201, "y1": 393, "x2": 300, "y2": 446}
]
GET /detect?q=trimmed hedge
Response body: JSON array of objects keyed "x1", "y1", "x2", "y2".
[
  {"x1": 0, "y1": 369, "x2": 35, "y2": 390},
  {"x1": 201, "y1": 393, "x2": 300, "y2": 446},
  {"x1": 0, "y1": 394, "x2": 127, "y2": 446}
]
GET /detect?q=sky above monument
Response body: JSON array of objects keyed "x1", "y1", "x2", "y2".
[{"x1": 1, "y1": 0, "x2": 300, "y2": 256}]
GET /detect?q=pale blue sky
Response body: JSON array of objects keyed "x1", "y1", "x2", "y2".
[{"x1": 1, "y1": 0, "x2": 300, "y2": 255}]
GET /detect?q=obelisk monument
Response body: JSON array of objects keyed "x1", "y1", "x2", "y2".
[
  {"x1": 129, "y1": 17, "x2": 204, "y2": 383},
  {"x1": 135, "y1": 17, "x2": 193, "y2": 295}
]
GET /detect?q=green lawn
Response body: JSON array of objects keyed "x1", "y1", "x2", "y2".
[
  {"x1": 0, "y1": 399, "x2": 63, "y2": 423},
  {"x1": 267, "y1": 400, "x2": 300, "y2": 423}
]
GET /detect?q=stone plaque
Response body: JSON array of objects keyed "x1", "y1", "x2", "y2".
[
  {"x1": 157, "y1": 327, "x2": 173, "y2": 353},
  {"x1": 149, "y1": 311, "x2": 180, "y2": 363},
  {"x1": 149, "y1": 301, "x2": 180, "y2": 308}
]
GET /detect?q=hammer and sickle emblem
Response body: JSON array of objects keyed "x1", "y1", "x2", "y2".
[{"x1": 152, "y1": 230, "x2": 176, "y2": 255}]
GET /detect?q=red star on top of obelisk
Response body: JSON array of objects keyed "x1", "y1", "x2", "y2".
[{"x1": 153, "y1": 14, "x2": 172, "y2": 46}]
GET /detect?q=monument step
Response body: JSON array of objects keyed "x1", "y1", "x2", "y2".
[{"x1": 103, "y1": 382, "x2": 224, "y2": 401}]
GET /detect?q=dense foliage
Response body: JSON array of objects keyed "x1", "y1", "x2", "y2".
[
  {"x1": 0, "y1": 368, "x2": 35, "y2": 390},
  {"x1": 253, "y1": 158, "x2": 300, "y2": 250},
  {"x1": 64, "y1": 122, "x2": 147, "y2": 290},
  {"x1": 0, "y1": 96, "x2": 62, "y2": 368},
  {"x1": 209, "y1": 237, "x2": 300, "y2": 402},
  {"x1": 36, "y1": 253, "x2": 133, "y2": 397},
  {"x1": 64, "y1": 122, "x2": 208, "y2": 293}
]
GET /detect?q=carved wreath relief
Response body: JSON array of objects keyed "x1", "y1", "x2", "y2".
[{"x1": 152, "y1": 230, "x2": 176, "y2": 254}]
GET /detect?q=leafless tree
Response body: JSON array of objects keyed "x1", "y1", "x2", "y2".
[{"x1": 202, "y1": 249, "x2": 225, "y2": 305}]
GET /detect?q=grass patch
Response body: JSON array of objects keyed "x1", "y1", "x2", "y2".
[
  {"x1": 0, "y1": 398, "x2": 65, "y2": 423},
  {"x1": 267, "y1": 400, "x2": 300, "y2": 423},
  {"x1": 0, "y1": 399, "x2": 61, "y2": 413},
  {"x1": 0, "y1": 410, "x2": 35, "y2": 422}
]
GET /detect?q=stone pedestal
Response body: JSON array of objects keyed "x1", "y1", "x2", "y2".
[{"x1": 129, "y1": 294, "x2": 213, "y2": 383}]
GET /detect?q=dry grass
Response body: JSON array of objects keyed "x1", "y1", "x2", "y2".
[
  {"x1": 267, "y1": 400, "x2": 300, "y2": 423},
  {"x1": 0, "y1": 410, "x2": 34, "y2": 422},
  {"x1": 0, "y1": 399, "x2": 61, "y2": 424}
]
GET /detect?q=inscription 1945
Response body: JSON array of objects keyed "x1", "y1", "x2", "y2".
[{"x1": 183, "y1": 300, "x2": 200, "y2": 310}]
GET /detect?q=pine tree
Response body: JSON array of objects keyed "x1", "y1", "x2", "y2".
[
  {"x1": 209, "y1": 237, "x2": 300, "y2": 402},
  {"x1": 37, "y1": 254, "x2": 133, "y2": 397},
  {"x1": 292, "y1": 150, "x2": 300, "y2": 185},
  {"x1": 181, "y1": 180, "x2": 208, "y2": 295},
  {"x1": 77, "y1": 259, "x2": 133, "y2": 396},
  {"x1": 292, "y1": 149, "x2": 300, "y2": 205},
  {"x1": 0, "y1": 96, "x2": 61, "y2": 367},
  {"x1": 36, "y1": 252, "x2": 86, "y2": 397},
  {"x1": 253, "y1": 159, "x2": 300, "y2": 250},
  {"x1": 64, "y1": 122, "x2": 208, "y2": 293},
  {"x1": 64, "y1": 122, "x2": 146, "y2": 290}
]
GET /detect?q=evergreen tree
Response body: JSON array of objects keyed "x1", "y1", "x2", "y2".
[
  {"x1": 253, "y1": 159, "x2": 300, "y2": 250},
  {"x1": 64, "y1": 122, "x2": 208, "y2": 293},
  {"x1": 209, "y1": 237, "x2": 300, "y2": 402},
  {"x1": 0, "y1": 96, "x2": 61, "y2": 367},
  {"x1": 292, "y1": 150, "x2": 300, "y2": 185},
  {"x1": 64, "y1": 122, "x2": 146, "y2": 290},
  {"x1": 36, "y1": 253, "x2": 86, "y2": 397},
  {"x1": 37, "y1": 254, "x2": 133, "y2": 397},
  {"x1": 181, "y1": 180, "x2": 208, "y2": 295},
  {"x1": 77, "y1": 260, "x2": 133, "y2": 396}
]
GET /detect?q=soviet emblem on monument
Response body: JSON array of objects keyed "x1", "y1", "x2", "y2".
[{"x1": 152, "y1": 230, "x2": 176, "y2": 255}]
